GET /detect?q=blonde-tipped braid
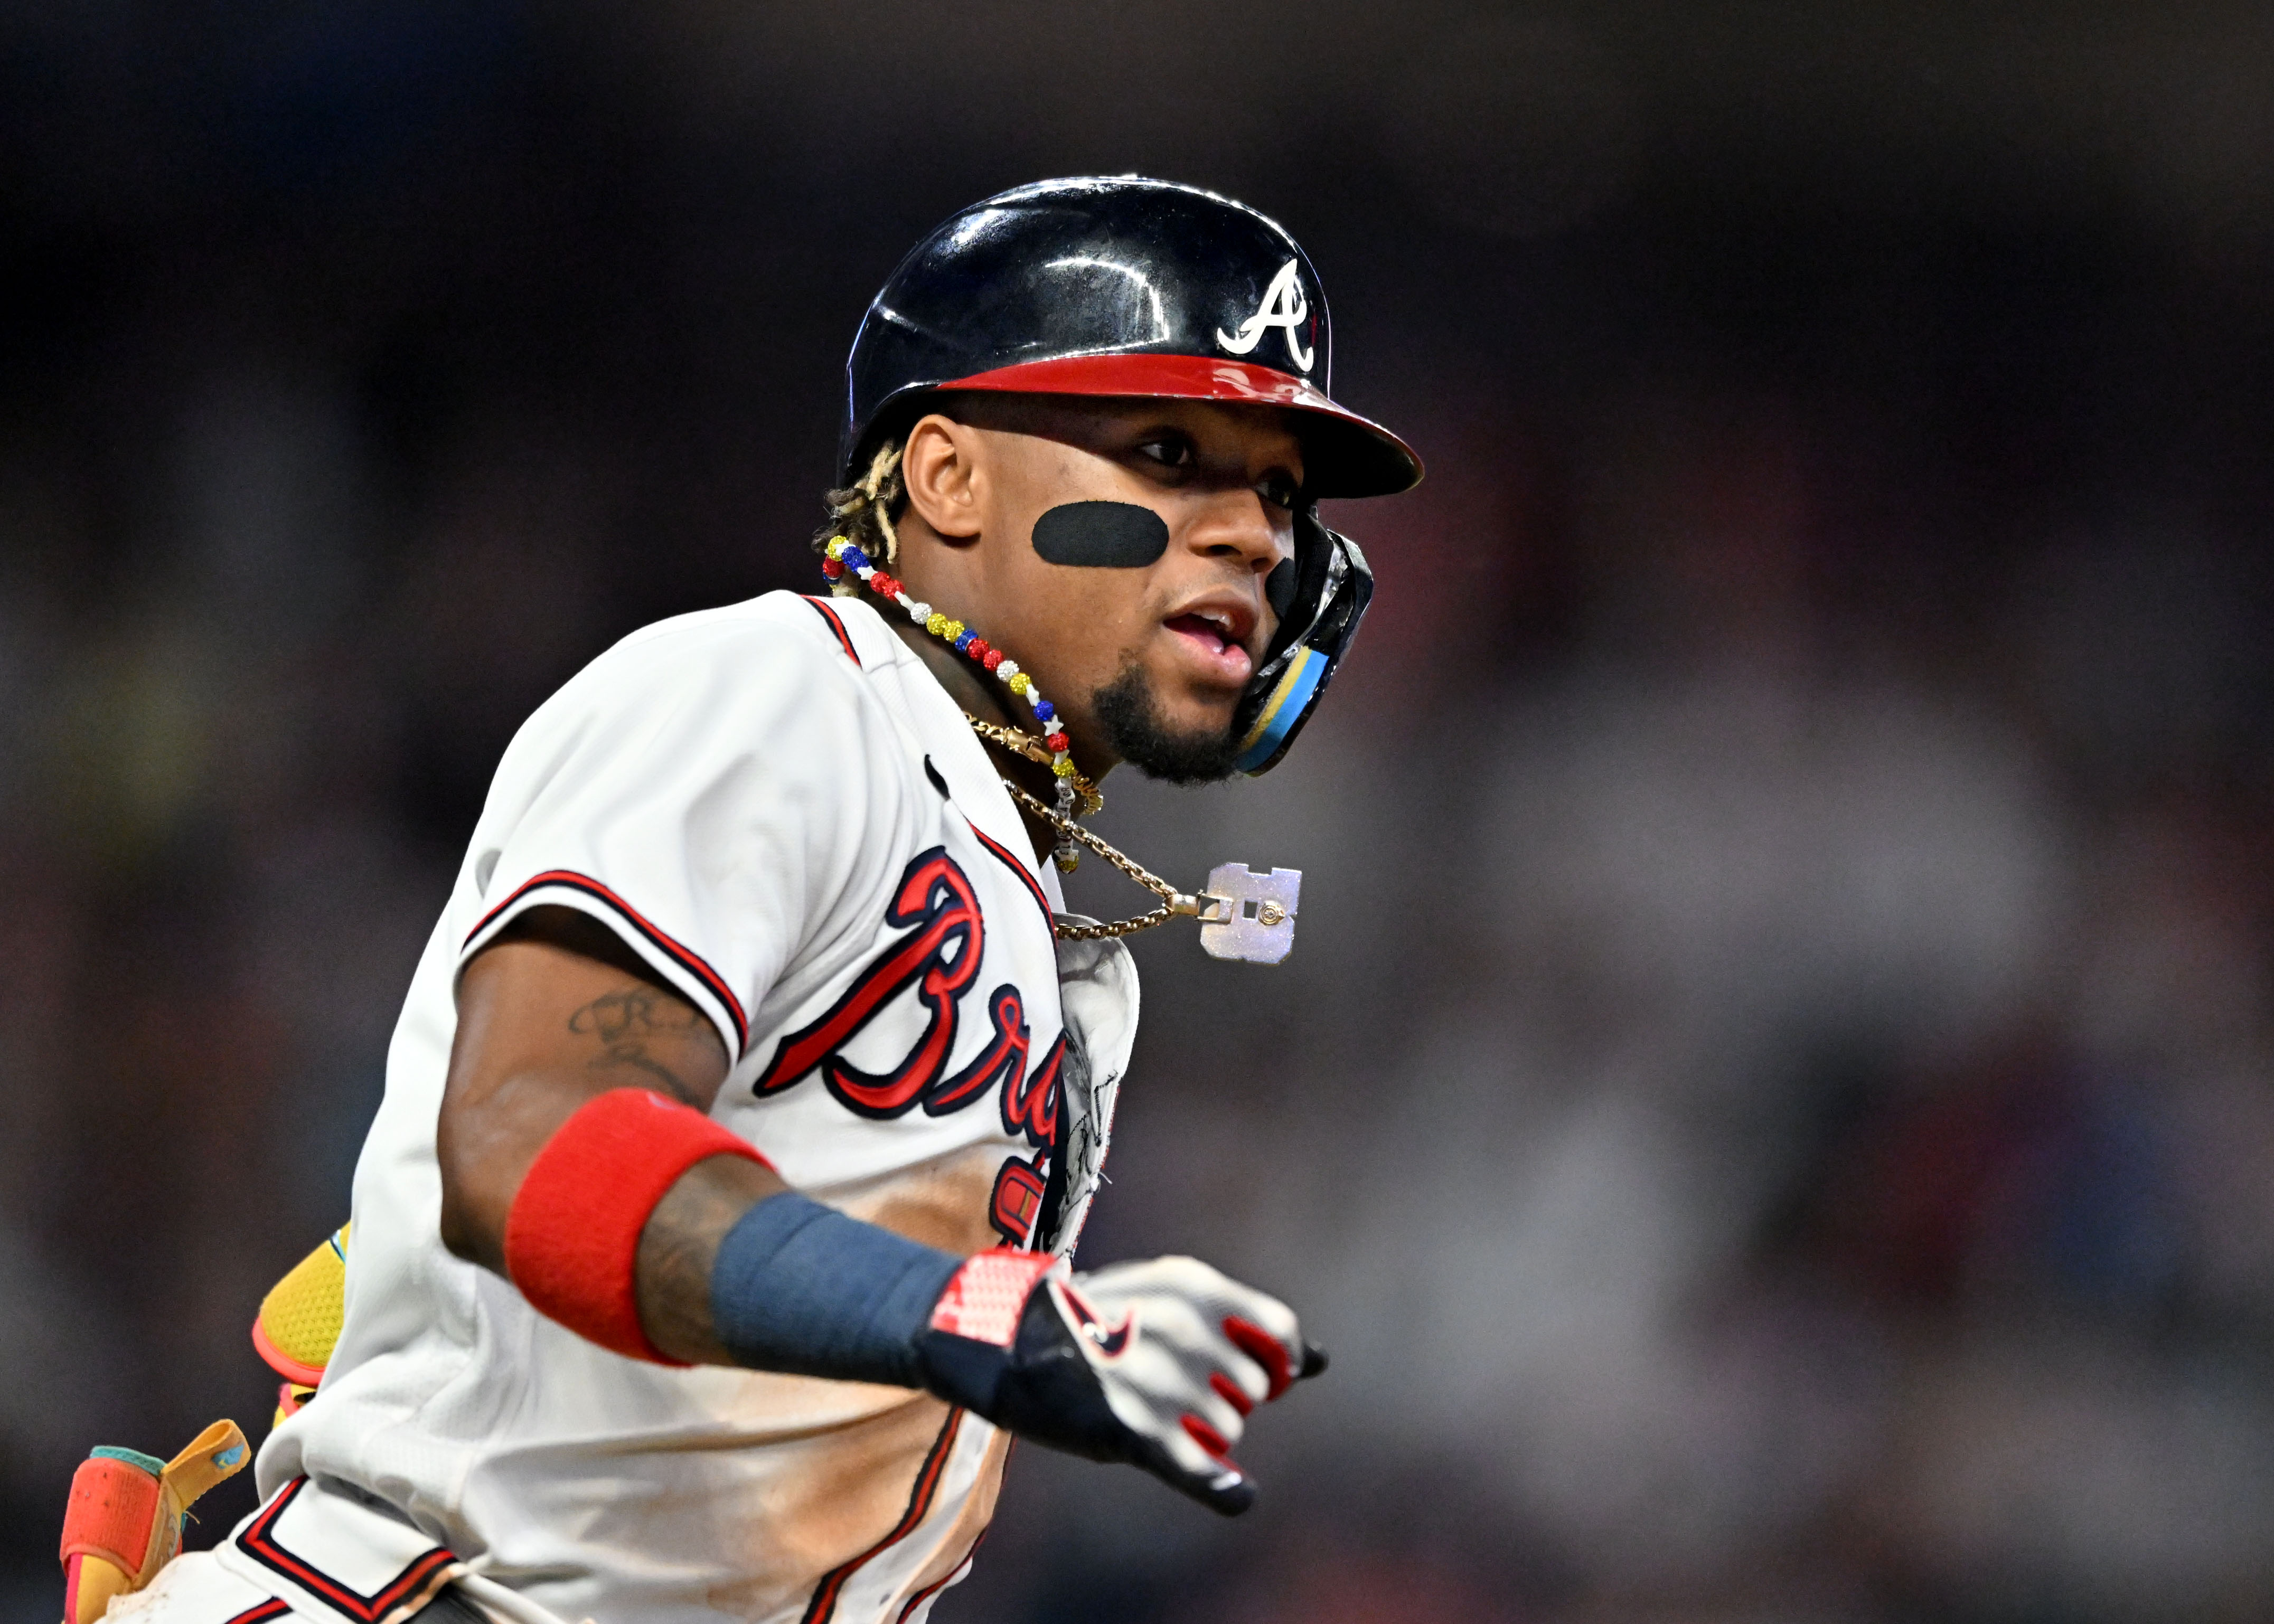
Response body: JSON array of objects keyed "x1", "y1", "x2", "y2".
[{"x1": 812, "y1": 440, "x2": 906, "y2": 573}]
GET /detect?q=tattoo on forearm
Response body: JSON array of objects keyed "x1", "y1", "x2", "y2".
[
  {"x1": 636, "y1": 1161, "x2": 755, "y2": 1363},
  {"x1": 568, "y1": 985, "x2": 710, "y2": 1104}
]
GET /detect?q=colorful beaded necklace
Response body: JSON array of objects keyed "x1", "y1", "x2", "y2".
[{"x1": 822, "y1": 533, "x2": 1091, "y2": 871}]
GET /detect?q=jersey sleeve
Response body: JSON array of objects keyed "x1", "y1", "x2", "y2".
[{"x1": 457, "y1": 611, "x2": 906, "y2": 1066}]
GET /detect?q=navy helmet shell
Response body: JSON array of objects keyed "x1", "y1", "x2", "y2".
[{"x1": 842, "y1": 176, "x2": 1421, "y2": 500}]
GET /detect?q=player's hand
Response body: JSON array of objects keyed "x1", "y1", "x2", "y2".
[{"x1": 914, "y1": 1251, "x2": 1325, "y2": 1515}]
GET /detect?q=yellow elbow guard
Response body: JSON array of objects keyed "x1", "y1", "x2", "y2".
[{"x1": 252, "y1": 1223, "x2": 350, "y2": 1429}]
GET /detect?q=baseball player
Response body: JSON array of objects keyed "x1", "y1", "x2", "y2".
[{"x1": 59, "y1": 177, "x2": 1420, "y2": 1624}]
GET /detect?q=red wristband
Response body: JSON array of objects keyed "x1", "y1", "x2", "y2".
[{"x1": 503, "y1": 1089, "x2": 770, "y2": 1364}]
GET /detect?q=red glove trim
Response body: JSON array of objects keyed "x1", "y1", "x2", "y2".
[
  {"x1": 1223, "y1": 1316, "x2": 1293, "y2": 1401},
  {"x1": 1209, "y1": 1371, "x2": 1255, "y2": 1417},
  {"x1": 503, "y1": 1089, "x2": 770, "y2": 1364},
  {"x1": 1181, "y1": 1413, "x2": 1235, "y2": 1462}
]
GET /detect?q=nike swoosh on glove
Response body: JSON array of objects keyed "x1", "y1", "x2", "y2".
[{"x1": 914, "y1": 1250, "x2": 1326, "y2": 1514}]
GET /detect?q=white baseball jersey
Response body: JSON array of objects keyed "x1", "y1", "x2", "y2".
[{"x1": 229, "y1": 590, "x2": 1140, "y2": 1624}]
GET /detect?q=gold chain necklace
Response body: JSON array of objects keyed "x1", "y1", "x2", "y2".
[
  {"x1": 965, "y1": 715, "x2": 1104, "y2": 818},
  {"x1": 994, "y1": 778, "x2": 1218, "y2": 940},
  {"x1": 985, "y1": 748, "x2": 1304, "y2": 962}
]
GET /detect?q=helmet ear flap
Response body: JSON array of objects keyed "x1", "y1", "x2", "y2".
[
  {"x1": 1232, "y1": 511, "x2": 1373, "y2": 775},
  {"x1": 1265, "y1": 556, "x2": 1299, "y2": 621}
]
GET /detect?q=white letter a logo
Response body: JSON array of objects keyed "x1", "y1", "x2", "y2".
[{"x1": 1216, "y1": 259, "x2": 1315, "y2": 372}]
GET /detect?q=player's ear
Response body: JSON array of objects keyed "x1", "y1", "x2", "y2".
[{"x1": 899, "y1": 413, "x2": 985, "y2": 543}]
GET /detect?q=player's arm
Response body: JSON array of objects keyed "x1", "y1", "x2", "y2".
[
  {"x1": 436, "y1": 905, "x2": 786, "y2": 1363},
  {"x1": 438, "y1": 908, "x2": 1321, "y2": 1514}
]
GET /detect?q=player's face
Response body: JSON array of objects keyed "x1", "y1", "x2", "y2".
[{"x1": 913, "y1": 396, "x2": 1303, "y2": 776}]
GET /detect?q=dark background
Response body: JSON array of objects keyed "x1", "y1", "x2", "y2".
[{"x1": 7, "y1": 4, "x2": 2274, "y2": 1620}]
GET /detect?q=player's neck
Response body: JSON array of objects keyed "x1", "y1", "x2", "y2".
[
  {"x1": 883, "y1": 615, "x2": 1083, "y2": 865},
  {"x1": 884, "y1": 611, "x2": 1014, "y2": 728}
]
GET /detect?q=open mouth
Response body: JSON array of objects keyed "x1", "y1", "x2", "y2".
[{"x1": 1163, "y1": 607, "x2": 1255, "y2": 684}]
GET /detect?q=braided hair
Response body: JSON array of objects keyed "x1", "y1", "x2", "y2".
[{"x1": 812, "y1": 441, "x2": 905, "y2": 591}]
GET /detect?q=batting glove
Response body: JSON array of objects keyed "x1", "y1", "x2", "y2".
[{"x1": 915, "y1": 1251, "x2": 1325, "y2": 1515}]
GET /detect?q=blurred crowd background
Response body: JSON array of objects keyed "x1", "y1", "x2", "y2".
[{"x1": 6, "y1": 4, "x2": 2274, "y2": 1621}]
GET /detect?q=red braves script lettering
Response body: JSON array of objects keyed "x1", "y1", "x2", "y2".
[
  {"x1": 988, "y1": 1033, "x2": 1066, "y2": 1245},
  {"x1": 923, "y1": 984, "x2": 1026, "y2": 1115},
  {"x1": 1003, "y1": 1033, "x2": 1063, "y2": 1148},
  {"x1": 756, "y1": 851, "x2": 1075, "y2": 1148},
  {"x1": 755, "y1": 848, "x2": 984, "y2": 1117}
]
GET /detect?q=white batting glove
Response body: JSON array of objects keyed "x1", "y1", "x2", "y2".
[{"x1": 915, "y1": 1251, "x2": 1326, "y2": 1514}]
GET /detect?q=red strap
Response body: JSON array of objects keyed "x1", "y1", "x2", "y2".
[
  {"x1": 60, "y1": 1456, "x2": 159, "y2": 1571},
  {"x1": 927, "y1": 1249, "x2": 1055, "y2": 1346},
  {"x1": 504, "y1": 1089, "x2": 769, "y2": 1364}
]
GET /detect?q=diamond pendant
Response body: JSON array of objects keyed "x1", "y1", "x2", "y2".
[{"x1": 1177, "y1": 864, "x2": 1301, "y2": 964}]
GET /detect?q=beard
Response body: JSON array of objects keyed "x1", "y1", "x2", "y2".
[{"x1": 1090, "y1": 660, "x2": 1245, "y2": 785}]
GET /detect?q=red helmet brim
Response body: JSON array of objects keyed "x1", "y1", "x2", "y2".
[{"x1": 933, "y1": 354, "x2": 1422, "y2": 499}]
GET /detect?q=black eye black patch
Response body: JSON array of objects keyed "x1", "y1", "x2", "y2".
[{"x1": 1031, "y1": 501, "x2": 1169, "y2": 568}]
